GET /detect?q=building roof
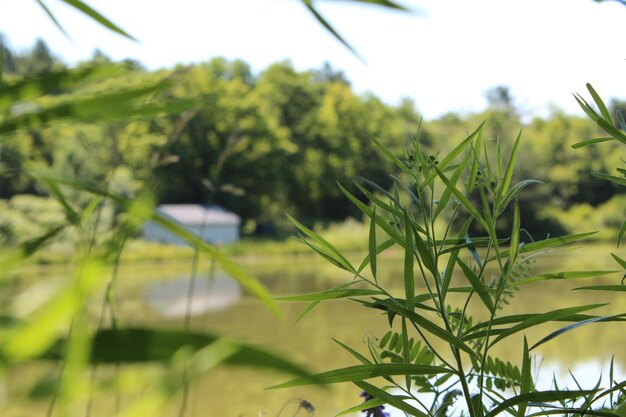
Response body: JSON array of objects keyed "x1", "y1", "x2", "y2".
[{"x1": 157, "y1": 204, "x2": 240, "y2": 226}]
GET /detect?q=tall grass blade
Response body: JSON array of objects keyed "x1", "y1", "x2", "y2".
[
  {"x1": 369, "y1": 208, "x2": 378, "y2": 279},
  {"x1": 490, "y1": 232, "x2": 597, "y2": 260}
]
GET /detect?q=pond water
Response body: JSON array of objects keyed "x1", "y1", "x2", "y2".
[{"x1": 5, "y1": 243, "x2": 626, "y2": 417}]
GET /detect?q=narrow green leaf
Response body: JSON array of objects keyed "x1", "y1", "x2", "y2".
[
  {"x1": 333, "y1": 338, "x2": 371, "y2": 365},
  {"x1": 277, "y1": 289, "x2": 383, "y2": 302},
  {"x1": 355, "y1": 381, "x2": 430, "y2": 417},
  {"x1": 508, "y1": 199, "x2": 520, "y2": 270},
  {"x1": 34, "y1": 0, "x2": 70, "y2": 39},
  {"x1": 434, "y1": 150, "x2": 471, "y2": 218},
  {"x1": 358, "y1": 239, "x2": 395, "y2": 274},
  {"x1": 530, "y1": 313, "x2": 626, "y2": 351},
  {"x1": 432, "y1": 163, "x2": 486, "y2": 228},
  {"x1": 499, "y1": 131, "x2": 522, "y2": 200},
  {"x1": 60, "y1": 0, "x2": 136, "y2": 40},
  {"x1": 490, "y1": 232, "x2": 597, "y2": 261},
  {"x1": 458, "y1": 258, "x2": 494, "y2": 313},
  {"x1": 586, "y1": 83, "x2": 613, "y2": 124},
  {"x1": 288, "y1": 214, "x2": 356, "y2": 274},
  {"x1": 370, "y1": 134, "x2": 411, "y2": 174},
  {"x1": 612, "y1": 253, "x2": 626, "y2": 270},
  {"x1": 354, "y1": 181, "x2": 404, "y2": 219},
  {"x1": 404, "y1": 213, "x2": 415, "y2": 312},
  {"x1": 344, "y1": 0, "x2": 410, "y2": 11},
  {"x1": 489, "y1": 304, "x2": 606, "y2": 347},
  {"x1": 339, "y1": 183, "x2": 404, "y2": 245},
  {"x1": 574, "y1": 93, "x2": 600, "y2": 123},
  {"x1": 512, "y1": 270, "x2": 617, "y2": 286},
  {"x1": 336, "y1": 398, "x2": 387, "y2": 416},
  {"x1": 485, "y1": 390, "x2": 596, "y2": 417},
  {"x1": 617, "y1": 221, "x2": 626, "y2": 248},
  {"x1": 573, "y1": 285, "x2": 626, "y2": 292},
  {"x1": 370, "y1": 208, "x2": 378, "y2": 279},
  {"x1": 518, "y1": 337, "x2": 532, "y2": 417},
  {"x1": 592, "y1": 172, "x2": 626, "y2": 187},
  {"x1": 571, "y1": 137, "x2": 615, "y2": 149},
  {"x1": 270, "y1": 363, "x2": 451, "y2": 389},
  {"x1": 422, "y1": 123, "x2": 483, "y2": 189},
  {"x1": 497, "y1": 179, "x2": 542, "y2": 215}
]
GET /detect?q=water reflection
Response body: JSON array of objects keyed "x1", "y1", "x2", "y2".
[{"x1": 144, "y1": 274, "x2": 241, "y2": 317}]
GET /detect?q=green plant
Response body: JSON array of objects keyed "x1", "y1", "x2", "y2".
[{"x1": 276, "y1": 125, "x2": 626, "y2": 417}]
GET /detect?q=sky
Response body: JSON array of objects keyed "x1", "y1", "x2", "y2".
[{"x1": 1, "y1": 0, "x2": 625, "y2": 120}]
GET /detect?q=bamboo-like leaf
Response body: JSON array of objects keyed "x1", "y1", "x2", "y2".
[
  {"x1": 60, "y1": 0, "x2": 136, "y2": 40},
  {"x1": 355, "y1": 380, "x2": 430, "y2": 417},
  {"x1": 339, "y1": 183, "x2": 404, "y2": 245},
  {"x1": 617, "y1": 221, "x2": 626, "y2": 248},
  {"x1": 592, "y1": 172, "x2": 626, "y2": 187},
  {"x1": 355, "y1": 176, "x2": 403, "y2": 208},
  {"x1": 458, "y1": 258, "x2": 494, "y2": 313},
  {"x1": 586, "y1": 83, "x2": 613, "y2": 124},
  {"x1": 333, "y1": 338, "x2": 371, "y2": 365},
  {"x1": 404, "y1": 213, "x2": 415, "y2": 311},
  {"x1": 288, "y1": 214, "x2": 356, "y2": 274},
  {"x1": 490, "y1": 232, "x2": 597, "y2": 260},
  {"x1": 277, "y1": 288, "x2": 383, "y2": 302},
  {"x1": 293, "y1": 282, "x2": 358, "y2": 323},
  {"x1": 518, "y1": 337, "x2": 532, "y2": 417},
  {"x1": 574, "y1": 93, "x2": 600, "y2": 123},
  {"x1": 499, "y1": 131, "x2": 522, "y2": 200},
  {"x1": 485, "y1": 390, "x2": 596, "y2": 417},
  {"x1": 344, "y1": 0, "x2": 410, "y2": 11},
  {"x1": 511, "y1": 270, "x2": 616, "y2": 286},
  {"x1": 434, "y1": 150, "x2": 471, "y2": 218},
  {"x1": 270, "y1": 363, "x2": 450, "y2": 389},
  {"x1": 423, "y1": 122, "x2": 484, "y2": 187},
  {"x1": 34, "y1": 0, "x2": 70, "y2": 39},
  {"x1": 530, "y1": 313, "x2": 626, "y2": 351},
  {"x1": 432, "y1": 163, "x2": 486, "y2": 228},
  {"x1": 336, "y1": 398, "x2": 387, "y2": 416},
  {"x1": 508, "y1": 199, "x2": 521, "y2": 271},
  {"x1": 369, "y1": 208, "x2": 378, "y2": 279},
  {"x1": 489, "y1": 304, "x2": 607, "y2": 347},
  {"x1": 358, "y1": 239, "x2": 395, "y2": 274},
  {"x1": 611, "y1": 253, "x2": 626, "y2": 270},
  {"x1": 573, "y1": 285, "x2": 626, "y2": 292},
  {"x1": 497, "y1": 179, "x2": 542, "y2": 215},
  {"x1": 354, "y1": 181, "x2": 403, "y2": 219},
  {"x1": 571, "y1": 137, "x2": 615, "y2": 149},
  {"x1": 370, "y1": 134, "x2": 411, "y2": 174}
]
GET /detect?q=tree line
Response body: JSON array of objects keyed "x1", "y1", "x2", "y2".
[{"x1": 0, "y1": 37, "x2": 624, "y2": 244}]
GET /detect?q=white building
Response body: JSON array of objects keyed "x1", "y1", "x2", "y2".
[{"x1": 142, "y1": 204, "x2": 240, "y2": 245}]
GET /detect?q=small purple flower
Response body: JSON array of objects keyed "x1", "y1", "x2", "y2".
[{"x1": 360, "y1": 391, "x2": 390, "y2": 417}]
